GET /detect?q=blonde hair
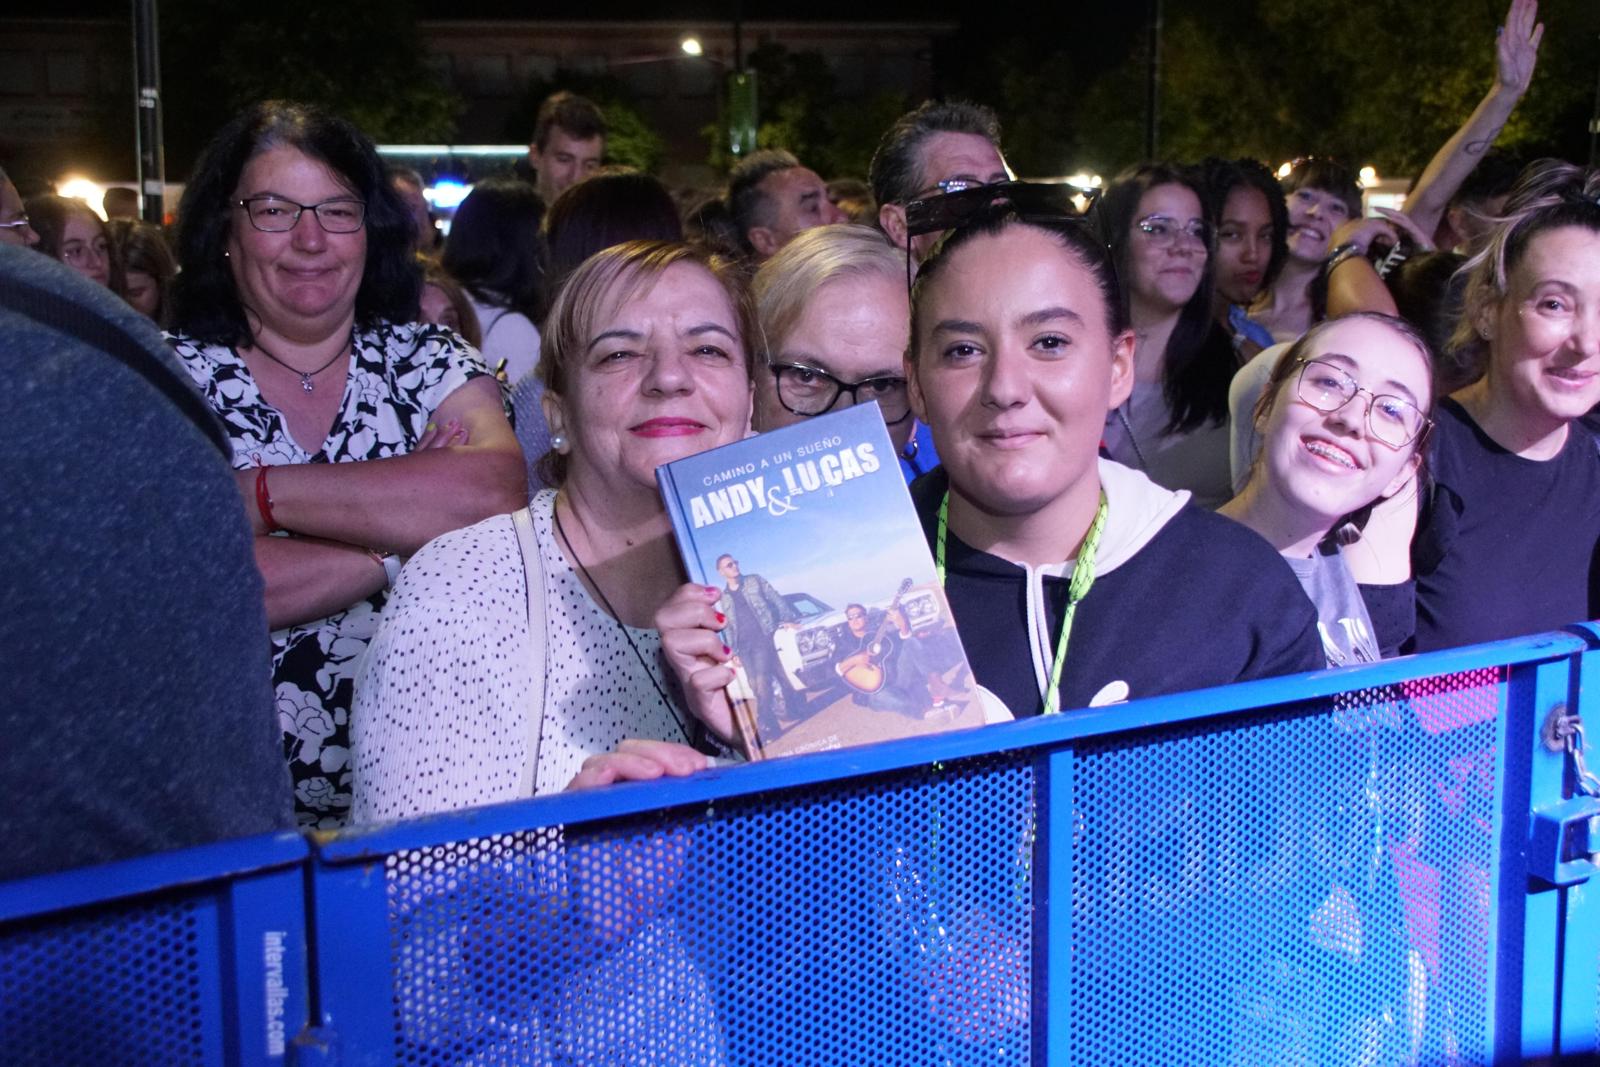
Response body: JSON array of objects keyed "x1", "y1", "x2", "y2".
[
  {"x1": 750, "y1": 223, "x2": 902, "y2": 361},
  {"x1": 1447, "y1": 159, "x2": 1600, "y2": 382},
  {"x1": 535, "y1": 240, "x2": 755, "y2": 486}
]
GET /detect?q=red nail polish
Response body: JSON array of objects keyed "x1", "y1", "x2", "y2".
[
  {"x1": 705, "y1": 585, "x2": 719, "y2": 598},
  {"x1": 722, "y1": 644, "x2": 732, "y2": 656},
  {"x1": 714, "y1": 611, "x2": 726, "y2": 625}
]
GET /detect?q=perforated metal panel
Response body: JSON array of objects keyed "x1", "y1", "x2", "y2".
[
  {"x1": 0, "y1": 895, "x2": 219, "y2": 1065},
  {"x1": 380, "y1": 755, "x2": 1037, "y2": 1066},
  {"x1": 1067, "y1": 667, "x2": 1504, "y2": 1065}
]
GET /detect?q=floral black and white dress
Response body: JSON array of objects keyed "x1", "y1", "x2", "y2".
[{"x1": 168, "y1": 321, "x2": 489, "y2": 828}]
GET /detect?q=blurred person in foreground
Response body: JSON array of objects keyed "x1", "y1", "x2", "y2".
[
  {"x1": 166, "y1": 99, "x2": 523, "y2": 827},
  {"x1": 0, "y1": 242, "x2": 291, "y2": 881}
]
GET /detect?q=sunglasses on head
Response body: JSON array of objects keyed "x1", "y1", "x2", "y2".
[
  {"x1": 903, "y1": 181, "x2": 1101, "y2": 291},
  {"x1": 904, "y1": 180, "x2": 1098, "y2": 240}
]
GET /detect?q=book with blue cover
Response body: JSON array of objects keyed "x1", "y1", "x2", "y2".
[{"x1": 657, "y1": 403, "x2": 984, "y2": 759}]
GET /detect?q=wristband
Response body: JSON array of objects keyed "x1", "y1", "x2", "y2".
[
  {"x1": 254, "y1": 466, "x2": 282, "y2": 533},
  {"x1": 1324, "y1": 242, "x2": 1364, "y2": 273}
]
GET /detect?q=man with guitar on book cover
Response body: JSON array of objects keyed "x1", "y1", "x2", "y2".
[
  {"x1": 833, "y1": 584, "x2": 959, "y2": 720},
  {"x1": 715, "y1": 553, "x2": 801, "y2": 736}
]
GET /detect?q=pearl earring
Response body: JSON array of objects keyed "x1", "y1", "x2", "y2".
[{"x1": 550, "y1": 433, "x2": 568, "y2": 453}]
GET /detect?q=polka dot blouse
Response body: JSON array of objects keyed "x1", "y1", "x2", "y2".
[{"x1": 351, "y1": 491, "x2": 694, "y2": 823}]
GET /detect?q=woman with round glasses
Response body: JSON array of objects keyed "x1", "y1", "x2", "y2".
[
  {"x1": 1411, "y1": 159, "x2": 1600, "y2": 651},
  {"x1": 1220, "y1": 314, "x2": 1434, "y2": 664},
  {"x1": 750, "y1": 223, "x2": 938, "y2": 479},
  {"x1": 661, "y1": 206, "x2": 1322, "y2": 733},
  {"x1": 166, "y1": 101, "x2": 524, "y2": 826},
  {"x1": 1093, "y1": 164, "x2": 1235, "y2": 508},
  {"x1": 26, "y1": 194, "x2": 115, "y2": 289}
]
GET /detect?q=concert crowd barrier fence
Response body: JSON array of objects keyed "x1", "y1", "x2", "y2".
[{"x1": 4, "y1": 626, "x2": 1599, "y2": 1065}]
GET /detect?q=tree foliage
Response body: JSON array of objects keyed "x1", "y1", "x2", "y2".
[
  {"x1": 704, "y1": 43, "x2": 911, "y2": 179},
  {"x1": 160, "y1": 0, "x2": 461, "y2": 172},
  {"x1": 946, "y1": 0, "x2": 1598, "y2": 179}
]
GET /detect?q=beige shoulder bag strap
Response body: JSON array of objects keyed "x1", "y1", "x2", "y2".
[{"x1": 512, "y1": 503, "x2": 549, "y2": 797}]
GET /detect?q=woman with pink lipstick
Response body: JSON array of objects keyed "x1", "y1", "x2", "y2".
[
  {"x1": 354, "y1": 240, "x2": 755, "y2": 820},
  {"x1": 1094, "y1": 163, "x2": 1235, "y2": 508},
  {"x1": 1411, "y1": 159, "x2": 1600, "y2": 651},
  {"x1": 167, "y1": 101, "x2": 525, "y2": 826},
  {"x1": 1220, "y1": 314, "x2": 1435, "y2": 665}
]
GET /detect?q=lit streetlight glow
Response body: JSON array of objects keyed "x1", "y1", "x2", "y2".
[
  {"x1": 58, "y1": 176, "x2": 108, "y2": 219},
  {"x1": 680, "y1": 36, "x2": 704, "y2": 57}
]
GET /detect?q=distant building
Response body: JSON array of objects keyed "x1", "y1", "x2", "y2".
[{"x1": 0, "y1": 16, "x2": 952, "y2": 187}]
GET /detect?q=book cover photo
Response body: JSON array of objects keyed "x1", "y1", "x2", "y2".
[{"x1": 658, "y1": 403, "x2": 987, "y2": 759}]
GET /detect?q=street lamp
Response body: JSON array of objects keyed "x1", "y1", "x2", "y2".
[{"x1": 680, "y1": 36, "x2": 704, "y2": 57}]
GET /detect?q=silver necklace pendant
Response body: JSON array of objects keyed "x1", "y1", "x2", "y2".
[{"x1": 300, "y1": 374, "x2": 315, "y2": 393}]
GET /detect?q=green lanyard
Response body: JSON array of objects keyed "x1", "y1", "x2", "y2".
[{"x1": 936, "y1": 489, "x2": 1108, "y2": 717}]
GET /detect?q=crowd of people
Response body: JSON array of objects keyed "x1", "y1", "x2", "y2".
[{"x1": 5, "y1": 0, "x2": 1599, "y2": 857}]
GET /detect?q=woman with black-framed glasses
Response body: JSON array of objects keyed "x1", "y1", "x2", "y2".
[
  {"x1": 750, "y1": 223, "x2": 940, "y2": 480},
  {"x1": 165, "y1": 100, "x2": 525, "y2": 827},
  {"x1": 1220, "y1": 314, "x2": 1435, "y2": 664}
]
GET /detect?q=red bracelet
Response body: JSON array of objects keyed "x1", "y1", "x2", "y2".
[{"x1": 255, "y1": 466, "x2": 282, "y2": 533}]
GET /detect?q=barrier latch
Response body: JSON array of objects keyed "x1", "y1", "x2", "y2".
[{"x1": 1531, "y1": 707, "x2": 1600, "y2": 887}]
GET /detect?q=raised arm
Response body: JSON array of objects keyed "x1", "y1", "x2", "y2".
[{"x1": 1403, "y1": 0, "x2": 1542, "y2": 238}]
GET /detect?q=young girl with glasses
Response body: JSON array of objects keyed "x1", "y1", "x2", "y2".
[{"x1": 1220, "y1": 313, "x2": 1435, "y2": 665}]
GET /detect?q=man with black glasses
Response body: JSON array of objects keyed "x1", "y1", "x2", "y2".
[
  {"x1": 868, "y1": 100, "x2": 1011, "y2": 264},
  {"x1": 749, "y1": 223, "x2": 940, "y2": 481}
]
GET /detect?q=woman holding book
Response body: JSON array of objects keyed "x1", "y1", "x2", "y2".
[
  {"x1": 660, "y1": 204, "x2": 1323, "y2": 733},
  {"x1": 351, "y1": 240, "x2": 754, "y2": 822}
]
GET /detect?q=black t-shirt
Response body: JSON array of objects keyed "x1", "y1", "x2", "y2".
[
  {"x1": 911, "y1": 469, "x2": 1325, "y2": 717},
  {"x1": 1411, "y1": 398, "x2": 1600, "y2": 652}
]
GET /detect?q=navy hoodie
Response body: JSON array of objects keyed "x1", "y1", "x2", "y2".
[{"x1": 912, "y1": 459, "x2": 1325, "y2": 717}]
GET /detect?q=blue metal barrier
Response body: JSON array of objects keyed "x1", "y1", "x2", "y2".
[
  {"x1": 307, "y1": 631, "x2": 1598, "y2": 1066},
  {"x1": 6, "y1": 632, "x2": 1600, "y2": 1065},
  {"x1": 0, "y1": 832, "x2": 311, "y2": 1066}
]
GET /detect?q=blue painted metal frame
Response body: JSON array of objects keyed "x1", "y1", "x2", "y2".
[
  {"x1": 0, "y1": 830, "x2": 307, "y2": 924},
  {"x1": 320, "y1": 633, "x2": 1586, "y2": 859},
  {"x1": 1556, "y1": 623, "x2": 1600, "y2": 1059},
  {"x1": 0, "y1": 832, "x2": 312, "y2": 1067},
  {"x1": 6, "y1": 630, "x2": 1595, "y2": 1066},
  {"x1": 310, "y1": 631, "x2": 1588, "y2": 1066}
]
